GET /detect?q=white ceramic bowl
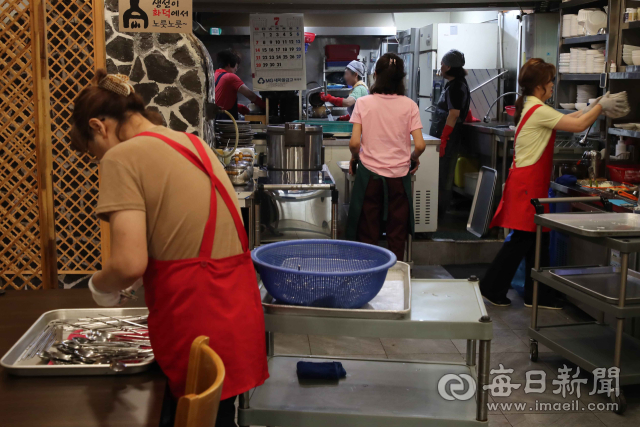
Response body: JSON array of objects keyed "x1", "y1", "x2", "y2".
[
  {"x1": 575, "y1": 103, "x2": 588, "y2": 110},
  {"x1": 560, "y1": 103, "x2": 576, "y2": 110},
  {"x1": 634, "y1": 57, "x2": 640, "y2": 66}
]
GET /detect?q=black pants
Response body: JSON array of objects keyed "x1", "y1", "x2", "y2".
[
  {"x1": 437, "y1": 130, "x2": 463, "y2": 216},
  {"x1": 160, "y1": 386, "x2": 238, "y2": 427},
  {"x1": 480, "y1": 230, "x2": 556, "y2": 303}
]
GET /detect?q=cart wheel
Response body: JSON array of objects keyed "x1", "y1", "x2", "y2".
[
  {"x1": 529, "y1": 340, "x2": 539, "y2": 362},
  {"x1": 612, "y1": 390, "x2": 627, "y2": 415}
]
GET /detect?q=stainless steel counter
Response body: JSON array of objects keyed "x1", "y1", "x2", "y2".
[
  {"x1": 464, "y1": 122, "x2": 515, "y2": 137},
  {"x1": 252, "y1": 134, "x2": 441, "y2": 147}
]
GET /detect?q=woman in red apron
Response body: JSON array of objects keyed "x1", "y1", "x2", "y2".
[
  {"x1": 480, "y1": 59, "x2": 625, "y2": 309},
  {"x1": 70, "y1": 70, "x2": 268, "y2": 427}
]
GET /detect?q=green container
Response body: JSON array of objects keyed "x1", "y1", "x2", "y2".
[{"x1": 294, "y1": 120, "x2": 353, "y2": 134}]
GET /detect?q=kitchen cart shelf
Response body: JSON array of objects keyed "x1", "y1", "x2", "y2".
[
  {"x1": 239, "y1": 279, "x2": 493, "y2": 426},
  {"x1": 562, "y1": 34, "x2": 608, "y2": 45},
  {"x1": 529, "y1": 324, "x2": 640, "y2": 385},
  {"x1": 622, "y1": 21, "x2": 640, "y2": 30},
  {"x1": 610, "y1": 72, "x2": 640, "y2": 79},
  {"x1": 560, "y1": 73, "x2": 603, "y2": 80},
  {"x1": 531, "y1": 269, "x2": 640, "y2": 318},
  {"x1": 240, "y1": 356, "x2": 482, "y2": 427},
  {"x1": 529, "y1": 209, "x2": 640, "y2": 414},
  {"x1": 557, "y1": 0, "x2": 609, "y2": 10},
  {"x1": 609, "y1": 128, "x2": 640, "y2": 138}
]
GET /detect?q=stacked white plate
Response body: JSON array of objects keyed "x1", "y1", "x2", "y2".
[
  {"x1": 559, "y1": 52, "x2": 571, "y2": 73},
  {"x1": 623, "y1": 44, "x2": 640, "y2": 65},
  {"x1": 634, "y1": 51, "x2": 640, "y2": 66}
]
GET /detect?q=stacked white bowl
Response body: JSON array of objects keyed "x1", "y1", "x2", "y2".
[
  {"x1": 586, "y1": 49, "x2": 605, "y2": 73},
  {"x1": 570, "y1": 48, "x2": 588, "y2": 73},
  {"x1": 563, "y1": 14, "x2": 580, "y2": 37},
  {"x1": 559, "y1": 53, "x2": 571, "y2": 73},
  {"x1": 576, "y1": 85, "x2": 597, "y2": 109},
  {"x1": 623, "y1": 44, "x2": 640, "y2": 65},
  {"x1": 634, "y1": 51, "x2": 640, "y2": 66}
]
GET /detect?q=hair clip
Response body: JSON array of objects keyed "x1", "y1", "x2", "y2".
[
  {"x1": 99, "y1": 73, "x2": 135, "y2": 96},
  {"x1": 390, "y1": 58, "x2": 396, "y2": 66}
]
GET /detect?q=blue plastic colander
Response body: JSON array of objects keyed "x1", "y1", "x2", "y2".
[{"x1": 252, "y1": 239, "x2": 397, "y2": 309}]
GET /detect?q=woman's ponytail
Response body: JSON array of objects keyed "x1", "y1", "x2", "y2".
[{"x1": 515, "y1": 58, "x2": 557, "y2": 125}]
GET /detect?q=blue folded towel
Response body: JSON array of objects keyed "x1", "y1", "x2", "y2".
[
  {"x1": 555, "y1": 175, "x2": 577, "y2": 186},
  {"x1": 296, "y1": 361, "x2": 347, "y2": 380}
]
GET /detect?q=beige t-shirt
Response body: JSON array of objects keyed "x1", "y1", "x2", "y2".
[
  {"x1": 96, "y1": 126, "x2": 243, "y2": 260},
  {"x1": 513, "y1": 96, "x2": 564, "y2": 168}
]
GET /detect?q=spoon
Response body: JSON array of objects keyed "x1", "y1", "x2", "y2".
[{"x1": 110, "y1": 361, "x2": 126, "y2": 372}]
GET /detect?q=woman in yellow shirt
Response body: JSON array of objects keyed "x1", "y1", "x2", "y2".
[{"x1": 480, "y1": 58, "x2": 627, "y2": 309}]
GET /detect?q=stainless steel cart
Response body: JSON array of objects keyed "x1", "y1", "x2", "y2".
[
  {"x1": 529, "y1": 197, "x2": 640, "y2": 415},
  {"x1": 238, "y1": 278, "x2": 493, "y2": 426}
]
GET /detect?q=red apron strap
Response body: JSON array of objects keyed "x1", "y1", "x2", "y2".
[
  {"x1": 185, "y1": 134, "x2": 250, "y2": 253},
  {"x1": 138, "y1": 132, "x2": 208, "y2": 175},
  {"x1": 512, "y1": 104, "x2": 543, "y2": 168}
]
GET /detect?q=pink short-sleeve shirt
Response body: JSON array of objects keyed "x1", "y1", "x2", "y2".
[{"x1": 350, "y1": 94, "x2": 423, "y2": 178}]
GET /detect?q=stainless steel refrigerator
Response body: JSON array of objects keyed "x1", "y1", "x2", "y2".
[{"x1": 399, "y1": 23, "x2": 500, "y2": 127}]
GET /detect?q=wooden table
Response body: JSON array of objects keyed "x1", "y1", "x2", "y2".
[{"x1": 0, "y1": 289, "x2": 166, "y2": 427}]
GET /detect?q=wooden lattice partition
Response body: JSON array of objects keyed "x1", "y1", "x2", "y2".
[
  {"x1": 0, "y1": 0, "x2": 105, "y2": 289},
  {"x1": 46, "y1": 0, "x2": 105, "y2": 276}
]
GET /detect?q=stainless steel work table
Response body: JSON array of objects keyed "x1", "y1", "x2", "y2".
[
  {"x1": 238, "y1": 279, "x2": 493, "y2": 427},
  {"x1": 528, "y1": 206, "x2": 640, "y2": 414}
]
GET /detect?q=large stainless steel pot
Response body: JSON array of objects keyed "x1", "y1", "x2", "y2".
[{"x1": 266, "y1": 123, "x2": 323, "y2": 171}]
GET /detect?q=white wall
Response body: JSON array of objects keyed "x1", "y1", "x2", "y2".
[
  {"x1": 449, "y1": 11, "x2": 498, "y2": 24},
  {"x1": 393, "y1": 12, "x2": 451, "y2": 31}
]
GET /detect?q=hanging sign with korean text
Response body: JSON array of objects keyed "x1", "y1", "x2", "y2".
[
  {"x1": 119, "y1": 0, "x2": 192, "y2": 33},
  {"x1": 250, "y1": 13, "x2": 306, "y2": 91}
]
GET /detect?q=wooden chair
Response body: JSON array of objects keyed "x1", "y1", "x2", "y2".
[{"x1": 174, "y1": 336, "x2": 226, "y2": 427}]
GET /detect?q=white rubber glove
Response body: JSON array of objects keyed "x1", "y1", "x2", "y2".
[
  {"x1": 582, "y1": 95, "x2": 603, "y2": 114},
  {"x1": 599, "y1": 92, "x2": 629, "y2": 118},
  {"x1": 88, "y1": 274, "x2": 121, "y2": 307}
]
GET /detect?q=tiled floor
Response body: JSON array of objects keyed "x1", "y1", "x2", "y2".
[{"x1": 272, "y1": 273, "x2": 640, "y2": 427}]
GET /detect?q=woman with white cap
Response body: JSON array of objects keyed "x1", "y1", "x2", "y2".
[
  {"x1": 321, "y1": 60, "x2": 369, "y2": 121},
  {"x1": 429, "y1": 49, "x2": 471, "y2": 216}
]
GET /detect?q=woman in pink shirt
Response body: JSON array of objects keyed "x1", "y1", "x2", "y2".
[{"x1": 346, "y1": 53, "x2": 426, "y2": 260}]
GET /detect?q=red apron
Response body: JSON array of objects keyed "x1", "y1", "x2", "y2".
[
  {"x1": 140, "y1": 131, "x2": 268, "y2": 399},
  {"x1": 489, "y1": 104, "x2": 556, "y2": 232}
]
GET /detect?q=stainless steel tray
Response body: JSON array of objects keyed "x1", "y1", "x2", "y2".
[
  {"x1": 1, "y1": 308, "x2": 153, "y2": 376},
  {"x1": 549, "y1": 266, "x2": 640, "y2": 305},
  {"x1": 535, "y1": 213, "x2": 640, "y2": 237},
  {"x1": 260, "y1": 261, "x2": 411, "y2": 319}
]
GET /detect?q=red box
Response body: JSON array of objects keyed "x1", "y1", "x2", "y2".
[
  {"x1": 325, "y1": 44, "x2": 360, "y2": 62},
  {"x1": 607, "y1": 164, "x2": 640, "y2": 183}
]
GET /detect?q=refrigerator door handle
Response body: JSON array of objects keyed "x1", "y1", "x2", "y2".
[{"x1": 416, "y1": 67, "x2": 420, "y2": 98}]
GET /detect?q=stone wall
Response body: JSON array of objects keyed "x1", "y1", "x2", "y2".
[{"x1": 103, "y1": 0, "x2": 206, "y2": 136}]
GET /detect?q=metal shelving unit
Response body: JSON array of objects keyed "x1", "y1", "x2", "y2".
[
  {"x1": 609, "y1": 127, "x2": 640, "y2": 138},
  {"x1": 562, "y1": 34, "x2": 609, "y2": 44},
  {"x1": 553, "y1": 0, "x2": 615, "y2": 118},
  {"x1": 559, "y1": 73, "x2": 603, "y2": 80},
  {"x1": 528, "y1": 202, "x2": 640, "y2": 415},
  {"x1": 238, "y1": 279, "x2": 494, "y2": 427}
]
